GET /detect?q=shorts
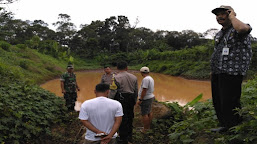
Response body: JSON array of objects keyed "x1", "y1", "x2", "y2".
[{"x1": 140, "y1": 97, "x2": 154, "y2": 116}]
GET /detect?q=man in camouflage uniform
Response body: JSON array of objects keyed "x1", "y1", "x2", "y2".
[{"x1": 60, "y1": 64, "x2": 80, "y2": 111}]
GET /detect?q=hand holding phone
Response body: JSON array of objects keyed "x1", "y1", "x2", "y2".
[{"x1": 95, "y1": 133, "x2": 108, "y2": 137}]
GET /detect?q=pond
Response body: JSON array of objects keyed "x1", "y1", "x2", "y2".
[{"x1": 41, "y1": 70, "x2": 211, "y2": 110}]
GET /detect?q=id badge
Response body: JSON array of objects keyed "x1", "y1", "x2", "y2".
[{"x1": 222, "y1": 47, "x2": 229, "y2": 55}]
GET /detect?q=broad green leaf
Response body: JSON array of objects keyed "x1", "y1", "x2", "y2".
[{"x1": 185, "y1": 93, "x2": 203, "y2": 107}]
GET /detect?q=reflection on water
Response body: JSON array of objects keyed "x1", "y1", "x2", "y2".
[{"x1": 41, "y1": 71, "x2": 211, "y2": 108}]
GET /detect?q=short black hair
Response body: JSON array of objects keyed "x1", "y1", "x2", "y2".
[
  {"x1": 104, "y1": 65, "x2": 111, "y2": 69},
  {"x1": 95, "y1": 83, "x2": 110, "y2": 92},
  {"x1": 117, "y1": 61, "x2": 128, "y2": 70}
]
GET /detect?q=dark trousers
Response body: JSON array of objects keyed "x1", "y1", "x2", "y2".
[
  {"x1": 211, "y1": 73, "x2": 243, "y2": 128},
  {"x1": 64, "y1": 92, "x2": 77, "y2": 111},
  {"x1": 115, "y1": 93, "x2": 135, "y2": 144}
]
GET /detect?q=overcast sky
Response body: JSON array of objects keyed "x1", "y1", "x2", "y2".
[{"x1": 3, "y1": 0, "x2": 257, "y2": 37}]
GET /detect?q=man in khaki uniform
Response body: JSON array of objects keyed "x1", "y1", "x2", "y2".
[
  {"x1": 100, "y1": 66, "x2": 117, "y2": 99},
  {"x1": 114, "y1": 61, "x2": 138, "y2": 144},
  {"x1": 100, "y1": 66, "x2": 114, "y2": 85}
]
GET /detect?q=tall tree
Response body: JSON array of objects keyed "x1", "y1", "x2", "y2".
[
  {"x1": 180, "y1": 30, "x2": 203, "y2": 48},
  {"x1": 70, "y1": 20, "x2": 104, "y2": 58},
  {"x1": 1, "y1": 19, "x2": 31, "y2": 44},
  {"x1": 203, "y1": 28, "x2": 219, "y2": 39},
  {"x1": 0, "y1": 7, "x2": 13, "y2": 42},
  {"x1": 98, "y1": 16, "x2": 117, "y2": 53},
  {"x1": 0, "y1": 0, "x2": 17, "y2": 4},
  {"x1": 152, "y1": 30, "x2": 171, "y2": 51},
  {"x1": 165, "y1": 31, "x2": 182, "y2": 50},
  {"x1": 29, "y1": 20, "x2": 56, "y2": 41},
  {"x1": 129, "y1": 27, "x2": 155, "y2": 51},
  {"x1": 53, "y1": 14, "x2": 76, "y2": 48},
  {"x1": 165, "y1": 30, "x2": 204, "y2": 50},
  {"x1": 114, "y1": 15, "x2": 131, "y2": 52}
]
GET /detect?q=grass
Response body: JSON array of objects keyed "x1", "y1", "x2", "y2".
[{"x1": 0, "y1": 44, "x2": 100, "y2": 84}]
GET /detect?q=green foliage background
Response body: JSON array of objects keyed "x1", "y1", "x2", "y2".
[
  {"x1": 0, "y1": 42, "x2": 99, "y2": 143},
  {"x1": 1, "y1": 6, "x2": 257, "y2": 143},
  {"x1": 1, "y1": 39, "x2": 257, "y2": 144},
  {"x1": 0, "y1": 81, "x2": 67, "y2": 143},
  {"x1": 133, "y1": 77, "x2": 257, "y2": 144}
]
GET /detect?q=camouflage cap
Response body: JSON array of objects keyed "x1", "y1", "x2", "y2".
[
  {"x1": 212, "y1": 5, "x2": 234, "y2": 15},
  {"x1": 67, "y1": 64, "x2": 74, "y2": 69}
]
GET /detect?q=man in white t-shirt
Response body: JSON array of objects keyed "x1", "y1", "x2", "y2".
[
  {"x1": 137, "y1": 66, "x2": 155, "y2": 133},
  {"x1": 79, "y1": 83, "x2": 123, "y2": 144}
]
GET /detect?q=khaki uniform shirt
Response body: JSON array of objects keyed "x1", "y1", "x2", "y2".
[
  {"x1": 115, "y1": 71, "x2": 138, "y2": 95},
  {"x1": 100, "y1": 72, "x2": 114, "y2": 85}
]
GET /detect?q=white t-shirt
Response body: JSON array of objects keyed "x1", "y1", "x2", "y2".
[
  {"x1": 79, "y1": 97, "x2": 123, "y2": 141},
  {"x1": 138, "y1": 75, "x2": 155, "y2": 100}
]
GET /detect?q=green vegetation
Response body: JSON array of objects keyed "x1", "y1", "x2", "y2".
[
  {"x1": 1, "y1": 5, "x2": 257, "y2": 144},
  {"x1": 133, "y1": 79, "x2": 257, "y2": 143},
  {"x1": 0, "y1": 81, "x2": 67, "y2": 143},
  {"x1": 101, "y1": 42, "x2": 257, "y2": 80},
  {"x1": 0, "y1": 40, "x2": 99, "y2": 84},
  {"x1": 0, "y1": 42, "x2": 99, "y2": 143}
]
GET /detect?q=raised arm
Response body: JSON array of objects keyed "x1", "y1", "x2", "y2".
[{"x1": 228, "y1": 10, "x2": 251, "y2": 34}]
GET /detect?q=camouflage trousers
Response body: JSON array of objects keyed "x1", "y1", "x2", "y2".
[{"x1": 64, "y1": 92, "x2": 77, "y2": 111}]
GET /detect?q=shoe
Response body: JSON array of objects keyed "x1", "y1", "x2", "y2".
[{"x1": 210, "y1": 127, "x2": 228, "y2": 133}]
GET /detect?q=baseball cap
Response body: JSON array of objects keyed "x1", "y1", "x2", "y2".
[
  {"x1": 212, "y1": 5, "x2": 234, "y2": 15},
  {"x1": 140, "y1": 66, "x2": 150, "y2": 73}
]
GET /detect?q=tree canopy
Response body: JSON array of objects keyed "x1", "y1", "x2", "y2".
[{"x1": 0, "y1": 7, "x2": 256, "y2": 60}]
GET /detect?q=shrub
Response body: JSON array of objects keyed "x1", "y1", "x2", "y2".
[
  {"x1": 0, "y1": 81, "x2": 68, "y2": 143},
  {"x1": 16, "y1": 44, "x2": 27, "y2": 50},
  {"x1": 133, "y1": 77, "x2": 257, "y2": 144},
  {"x1": 0, "y1": 41, "x2": 11, "y2": 51},
  {"x1": 19, "y1": 60, "x2": 29, "y2": 69}
]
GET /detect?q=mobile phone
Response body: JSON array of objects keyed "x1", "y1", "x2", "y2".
[{"x1": 95, "y1": 133, "x2": 108, "y2": 137}]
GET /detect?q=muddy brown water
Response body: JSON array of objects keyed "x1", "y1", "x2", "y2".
[{"x1": 41, "y1": 70, "x2": 211, "y2": 111}]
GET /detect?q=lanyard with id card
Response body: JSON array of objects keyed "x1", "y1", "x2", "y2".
[{"x1": 222, "y1": 30, "x2": 231, "y2": 56}]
